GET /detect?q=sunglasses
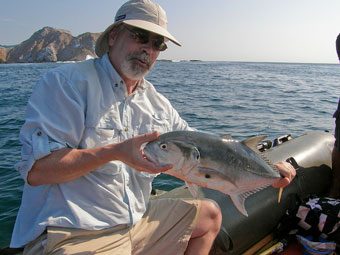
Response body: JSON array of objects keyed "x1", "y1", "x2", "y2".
[{"x1": 125, "y1": 26, "x2": 168, "y2": 52}]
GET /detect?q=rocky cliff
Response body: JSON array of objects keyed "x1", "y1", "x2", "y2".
[
  {"x1": 1, "y1": 27, "x2": 100, "y2": 63},
  {"x1": 0, "y1": 47, "x2": 10, "y2": 63}
]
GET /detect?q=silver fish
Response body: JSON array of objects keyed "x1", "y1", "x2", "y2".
[{"x1": 144, "y1": 131, "x2": 281, "y2": 216}]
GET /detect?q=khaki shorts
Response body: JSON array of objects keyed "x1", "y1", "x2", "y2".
[{"x1": 23, "y1": 198, "x2": 201, "y2": 255}]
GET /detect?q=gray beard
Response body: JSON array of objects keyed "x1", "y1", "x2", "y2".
[{"x1": 121, "y1": 52, "x2": 154, "y2": 80}]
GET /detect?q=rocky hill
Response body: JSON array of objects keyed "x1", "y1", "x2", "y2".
[
  {"x1": 0, "y1": 27, "x2": 100, "y2": 63},
  {"x1": 0, "y1": 47, "x2": 10, "y2": 63}
]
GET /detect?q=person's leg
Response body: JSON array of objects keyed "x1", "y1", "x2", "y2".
[
  {"x1": 185, "y1": 200, "x2": 222, "y2": 255},
  {"x1": 24, "y1": 226, "x2": 132, "y2": 255},
  {"x1": 23, "y1": 232, "x2": 47, "y2": 255},
  {"x1": 329, "y1": 99, "x2": 340, "y2": 198},
  {"x1": 330, "y1": 148, "x2": 340, "y2": 198},
  {"x1": 132, "y1": 198, "x2": 221, "y2": 255}
]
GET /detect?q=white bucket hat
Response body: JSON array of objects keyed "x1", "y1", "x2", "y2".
[{"x1": 95, "y1": 0, "x2": 181, "y2": 57}]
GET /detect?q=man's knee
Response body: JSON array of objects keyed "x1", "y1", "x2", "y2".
[{"x1": 200, "y1": 199, "x2": 222, "y2": 233}]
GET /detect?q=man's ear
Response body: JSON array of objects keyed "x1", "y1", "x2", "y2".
[{"x1": 108, "y1": 29, "x2": 117, "y2": 47}]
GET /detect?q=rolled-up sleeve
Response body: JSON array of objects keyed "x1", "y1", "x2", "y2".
[{"x1": 15, "y1": 69, "x2": 86, "y2": 183}]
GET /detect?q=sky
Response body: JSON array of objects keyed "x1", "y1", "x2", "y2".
[{"x1": 1, "y1": 0, "x2": 340, "y2": 63}]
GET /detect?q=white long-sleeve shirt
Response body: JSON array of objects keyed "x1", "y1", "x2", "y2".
[{"x1": 11, "y1": 54, "x2": 191, "y2": 248}]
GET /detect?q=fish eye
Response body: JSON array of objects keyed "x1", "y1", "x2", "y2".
[
  {"x1": 160, "y1": 143, "x2": 167, "y2": 150},
  {"x1": 205, "y1": 174, "x2": 211, "y2": 179}
]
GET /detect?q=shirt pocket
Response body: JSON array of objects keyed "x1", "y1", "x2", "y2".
[
  {"x1": 81, "y1": 126, "x2": 119, "y2": 149},
  {"x1": 82, "y1": 125, "x2": 123, "y2": 176},
  {"x1": 82, "y1": 113, "x2": 122, "y2": 148},
  {"x1": 95, "y1": 126, "x2": 119, "y2": 145},
  {"x1": 136, "y1": 112, "x2": 171, "y2": 135},
  {"x1": 81, "y1": 118, "x2": 123, "y2": 176}
]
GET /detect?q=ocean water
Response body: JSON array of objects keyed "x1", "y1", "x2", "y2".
[{"x1": 0, "y1": 61, "x2": 339, "y2": 248}]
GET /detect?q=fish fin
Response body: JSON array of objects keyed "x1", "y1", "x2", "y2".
[
  {"x1": 241, "y1": 135, "x2": 267, "y2": 152},
  {"x1": 186, "y1": 182, "x2": 200, "y2": 198},
  {"x1": 242, "y1": 135, "x2": 281, "y2": 177},
  {"x1": 230, "y1": 194, "x2": 249, "y2": 216},
  {"x1": 221, "y1": 134, "x2": 233, "y2": 140},
  {"x1": 258, "y1": 153, "x2": 281, "y2": 175},
  {"x1": 272, "y1": 164, "x2": 281, "y2": 175},
  {"x1": 242, "y1": 185, "x2": 270, "y2": 196},
  {"x1": 229, "y1": 185, "x2": 271, "y2": 215}
]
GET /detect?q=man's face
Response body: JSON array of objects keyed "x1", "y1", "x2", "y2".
[{"x1": 108, "y1": 25, "x2": 166, "y2": 82}]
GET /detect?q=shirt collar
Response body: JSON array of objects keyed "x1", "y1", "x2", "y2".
[
  {"x1": 99, "y1": 53, "x2": 123, "y2": 87},
  {"x1": 99, "y1": 54, "x2": 149, "y2": 93}
]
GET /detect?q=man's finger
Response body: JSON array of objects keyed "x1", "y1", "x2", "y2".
[
  {"x1": 136, "y1": 131, "x2": 160, "y2": 145},
  {"x1": 272, "y1": 177, "x2": 290, "y2": 188},
  {"x1": 274, "y1": 161, "x2": 296, "y2": 181}
]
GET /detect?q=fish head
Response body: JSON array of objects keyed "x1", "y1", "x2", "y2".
[{"x1": 144, "y1": 139, "x2": 201, "y2": 175}]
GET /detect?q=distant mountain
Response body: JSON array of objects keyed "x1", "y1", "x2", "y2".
[
  {"x1": 0, "y1": 27, "x2": 100, "y2": 63},
  {"x1": 0, "y1": 47, "x2": 10, "y2": 63}
]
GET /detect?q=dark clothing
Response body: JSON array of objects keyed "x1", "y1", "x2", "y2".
[{"x1": 334, "y1": 98, "x2": 340, "y2": 151}]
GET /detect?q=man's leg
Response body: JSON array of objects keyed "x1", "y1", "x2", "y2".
[
  {"x1": 131, "y1": 198, "x2": 221, "y2": 255},
  {"x1": 23, "y1": 232, "x2": 47, "y2": 255},
  {"x1": 185, "y1": 200, "x2": 222, "y2": 255},
  {"x1": 330, "y1": 100, "x2": 340, "y2": 198},
  {"x1": 24, "y1": 226, "x2": 132, "y2": 255},
  {"x1": 330, "y1": 148, "x2": 340, "y2": 198}
]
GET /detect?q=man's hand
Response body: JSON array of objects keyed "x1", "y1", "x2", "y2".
[
  {"x1": 116, "y1": 131, "x2": 173, "y2": 174},
  {"x1": 272, "y1": 161, "x2": 296, "y2": 188}
]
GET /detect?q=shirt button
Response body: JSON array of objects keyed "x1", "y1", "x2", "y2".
[
  {"x1": 37, "y1": 131, "x2": 42, "y2": 136},
  {"x1": 124, "y1": 127, "x2": 128, "y2": 132}
]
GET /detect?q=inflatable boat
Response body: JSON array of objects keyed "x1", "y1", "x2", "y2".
[
  {"x1": 0, "y1": 131, "x2": 334, "y2": 255},
  {"x1": 153, "y1": 130, "x2": 334, "y2": 254}
]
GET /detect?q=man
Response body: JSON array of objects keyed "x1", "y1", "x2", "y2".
[
  {"x1": 329, "y1": 104, "x2": 340, "y2": 198},
  {"x1": 11, "y1": 0, "x2": 295, "y2": 254},
  {"x1": 329, "y1": 35, "x2": 340, "y2": 198}
]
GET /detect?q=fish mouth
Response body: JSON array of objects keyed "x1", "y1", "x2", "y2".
[{"x1": 143, "y1": 149, "x2": 158, "y2": 165}]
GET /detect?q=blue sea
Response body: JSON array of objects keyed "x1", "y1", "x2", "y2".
[{"x1": 0, "y1": 60, "x2": 339, "y2": 248}]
